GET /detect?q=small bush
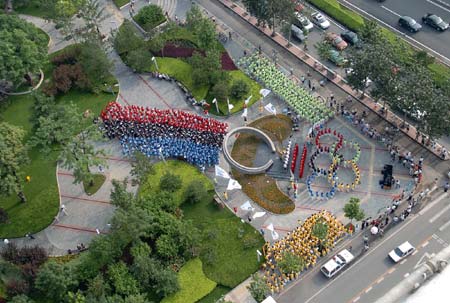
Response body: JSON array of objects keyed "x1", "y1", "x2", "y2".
[
  {"x1": 183, "y1": 180, "x2": 209, "y2": 205},
  {"x1": 1, "y1": 243, "x2": 48, "y2": 267},
  {"x1": 0, "y1": 208, "x2": 8, "y2": 223},
  {"x1": 230, "y1": 79, "x2": 249, "y2": 100},
  {"x1": 126, "y1": 48, "x2": 151, "y2": 73},
  {"x1": 211, "y1": 80, "x2": 229, "y2": 103},
  {"x1": 50, "y1": 45, "x2": 81, "y2": 66},
  {"x1": 53, "y1": 63, "x2": 89, "y2": 94},
  {"x1": 159, "y1": 172, "x2": 182, "y2": 192},
  {"x1": 6, "y1": 279, "x2": 30, "y2": 297},
  {"x1": 134, "y1": 4, "x2": 166, "y2": 32},
  {"x1": 114, "y1": 20, "x2": 144, "y2": 55}
]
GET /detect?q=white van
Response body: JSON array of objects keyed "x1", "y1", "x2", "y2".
[{"x1": 320, "y1": 249, "x2": 355, "y2": 278}]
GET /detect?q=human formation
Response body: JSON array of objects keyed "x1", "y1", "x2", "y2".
[
  {"x1": 262, "y1": 211, "x2": 345, "y2": 293},
  {"x1": 100, "y1": 102, "x2": 228, "y2": 167},
  {"x1": 307, "y1": 128, "x2": 361, "y2": 198},
  {"x1": 239, "y1": 53, "x2": 333, "y2": 124}
]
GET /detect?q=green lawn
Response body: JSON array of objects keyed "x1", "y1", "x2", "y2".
[
  {"x1": 207, "y1": 70, "x2": 262, "y2": 115},
  {"x1": 0, "y1": 90, "x2": 113, "y2": 238},
  {"x1": 196, "y1": 285, "x2": 231, "y2": 303},
  {"x1": 161, "y1": 258, "x2": 217, "y2": 303},
  {"x1": 83, "y1": 173, "x2": 106, "y2": 196},
  {"x1": 182, "y1": 181, "x2": 264, "y2": 287},
  {"x1": 150, "y1": 57, "x2": 210, "y2": 101},
  {"x1": 139, "y1": 160, "x2": 214, "y2": 206},
  {"x1": 139, "y1": 160, "x2": 264, "y2": 289},
  {"x1": 149, "y1": 58, "x2": 261, "y2": 114},
  {"x1": 113, "y1": 0, "x2": 129, "y2": 8}
]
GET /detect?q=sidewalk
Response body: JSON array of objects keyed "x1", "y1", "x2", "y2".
[{"x1": 214, "y1": 0, "x2": 448, "y2": 161}]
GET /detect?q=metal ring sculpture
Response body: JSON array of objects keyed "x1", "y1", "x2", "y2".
[{"x1": 223, "y1": 126, "x2": 276, "y2": 174}]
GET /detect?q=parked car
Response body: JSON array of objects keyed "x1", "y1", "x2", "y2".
[
  {"x1": 398, "y1": 16, "x2": 422, "y2": 32},
  {"x1": 389, "y1": 241, "x2": 415, "y2": 263},
  {"x1": 321, "y1": 249, "x2": 355, "y2": 278},
  {"x1": 328, "y1": 49, "x2": 347, "y2": 66},
  {"x1": 422, "y1": 13, "x2": 449, "y2": 31},
  {"x1": 326, "y1": 32, "x2": 348, "y2": 50},
  {"x1": 294, "y1": 12, "x2": 313, "y2": 31},
  {"x1": 311, "y1": 12, "x2": 330, "y2": 29},
  {"x1": 291, "y1": 24, "x2": 306, "y2": 42},
  {"x1": 341, "y1": 30, "x2": 359, "y2": 45}
]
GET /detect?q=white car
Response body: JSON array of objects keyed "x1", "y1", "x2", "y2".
[
  {"x1": 294, "y1": 12, "x2": 314, "y2": 31},
  {"x1": 389, "y1": 241, "x2": 415, "y2": 263},
  {"x1": 311, "y1": 12, "x2": 330, "y2": 29},
  {"x1": 321, "y1": 249, "x2": 355, "y2": 278}
]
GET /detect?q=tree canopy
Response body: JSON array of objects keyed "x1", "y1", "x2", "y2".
[
  {"x1": 0, "y1": 122, "x2": 29, "y2": 198},
  {"x1": 0, "y1": 15, "x2": 48, "y2": 87}
]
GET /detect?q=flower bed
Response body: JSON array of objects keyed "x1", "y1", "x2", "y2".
[{"x1": 157, "y1": 43, "x2": 238, "y2": 70}]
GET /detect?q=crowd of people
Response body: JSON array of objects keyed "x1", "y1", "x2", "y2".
[
  {"x1": 262, "y1": 211, "x2": 345, "y2": 293},
  {"x1": 100, "y1": 102, "x2": 228, "y2": 167},
  {"x1": 239, "y1": 53, "x2": 333, "y2": 124}
]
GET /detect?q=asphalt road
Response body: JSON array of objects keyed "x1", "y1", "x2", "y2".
[
  {"x1": 338, "y1": 0, "x2": 450, "y2": 65},
  {"x1": 277, "y1": 191, "x2": 450, "y2": 303}
]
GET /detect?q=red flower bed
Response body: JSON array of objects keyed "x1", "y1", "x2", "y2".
[
  {"x1": 221, "y1": 52, "x2": 238, "y2": 70},
  {"x1": 156, "y1": 43, "x2": 237, "y2": 70}
]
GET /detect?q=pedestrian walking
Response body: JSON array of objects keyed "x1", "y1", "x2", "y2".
[
  {"x1": 445, "y1": 182, "x2": 449, "y2": 193},
  {"x1": 223, "y1": 191, "x2": 228, "y2": 200},
  {"x1": 348, "y1": 245, "x2": 352, "y2": 252},
  {"x1": 233, "y1": 207, "x2": 237, "y2": 213},
  {"x1": 395, "y1": 179, "x2": 401, "y2": 189},
  {"x1": 228, "y1": 31, "x2": 232, "y2": 40},
  {"x1": 301, "y1": 75, "x2": 305, "y2": 83},
  {"x1": 61, "y1": 204, "x2": 68, "y2": 216}
]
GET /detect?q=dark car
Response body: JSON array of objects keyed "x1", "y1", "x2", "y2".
[
  {"x1": 422, "y1": 13, "x2": 449, "y2": 31},
  {"x1": 291, "y1": 24, "x2": 306, "y2": 42},
  {"x1": 398, "y1": 16, "x2": 422, "y2": 32},
  {"x1": 341, "y1": 31, "x2": 359, "y2": 45}
]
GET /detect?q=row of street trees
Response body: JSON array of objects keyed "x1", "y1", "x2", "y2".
[{"x1": 345, "y1": 21, "x2": 450, "y2": 138}]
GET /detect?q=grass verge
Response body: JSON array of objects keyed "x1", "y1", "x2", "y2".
[
  {"x1": 232, "y1": 115, "x2": 295, "y2": 214},
  {"x1": 113, "y1": 0, "x2": 129, "y2": 8},
  {"x1": 83, "y1": 173, "x2": 106, "y2": 196},
  {"x1": 161, "y1": 258, "x2": 217, "y2": 303}
]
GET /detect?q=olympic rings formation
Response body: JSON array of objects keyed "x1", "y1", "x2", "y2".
[{"x1": 308, "y1": 128, "x2": 362, "y2": 197}]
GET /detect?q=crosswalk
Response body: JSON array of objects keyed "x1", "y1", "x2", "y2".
[{"x1": 156, "y1": 0, "x2": 177, "y2": 17}]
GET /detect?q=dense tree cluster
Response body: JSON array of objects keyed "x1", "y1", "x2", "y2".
[
  {"x1": 0, "y1": 15, "x2": 48, "y2": 88},
  {"x1": 346, "y1": 21, "x2": 450, "y2": 138}
]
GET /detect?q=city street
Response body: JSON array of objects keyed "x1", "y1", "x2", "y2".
[
  {"x1": 277, "y1": 191, "x2": 450, "y2": 303},
  {"x1": 338, "y1": 0, "x2": 450, "y2": 65}
]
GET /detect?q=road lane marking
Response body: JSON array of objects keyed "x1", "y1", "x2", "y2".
[
  {"x1": 340, "y1": 0, "x2": 450, "y2": 65},
  {"x1": 439, "y1": 219, "x2": 450, "y2": 231},
  {"x1": 429, "y1": 203, "x2": 450, "y2": 223},
  {"x1": 412, "y1": 250, "x2": 418, "y2": 255},
  {"x1": 421, "y1": 241, "x2": 429, "y2": 248},
  {"x1": 305, "y1": 210, "x2": 434, "y2": 303},
  {"x1": 365, "y1": 286, "x2": 372, "y2": 293},
  {"x1": 388, "y1": 268, "x2": 396, "y2": 274},
  {"x1": 419, "y1": 194, "x2": 448, "y2": 215},
  {"x1": 404, "y1": 273, "x2": 410, "y2": 277},
  {"x1": 426, "y1": 0, "x2": 450, "y2": 13},
  {"x1": 376, "y1": 277, "x2": 384, "y2": 284},
  {"x1": 400, "y1": 259, "x2": 407, "y2": 264},
  {"x1": 353, "y1": 296, "x2": 360, "y2": 302},
  {"x1": 381, "y1": 5, "x2": 402, "y2": 17}
]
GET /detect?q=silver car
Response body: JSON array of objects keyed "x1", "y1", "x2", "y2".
[{"x1": 311, "y1": 12, "x2": 330, "y2": 29}]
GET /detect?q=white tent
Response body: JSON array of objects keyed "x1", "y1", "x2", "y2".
[{"x1": 262, "y1": 296, "x2": 278, "y2": 303}]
